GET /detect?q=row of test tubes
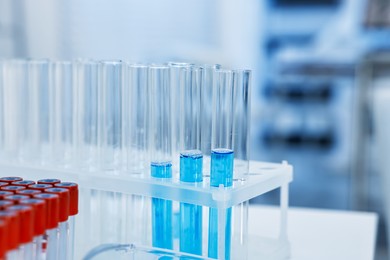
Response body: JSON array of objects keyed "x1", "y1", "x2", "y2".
[
  {"x1": 0, "y1": 59, "x2": 251, "y2": 180},
  {"x1": 0, "y1": 177, "x2": 78, "y2": 260}
]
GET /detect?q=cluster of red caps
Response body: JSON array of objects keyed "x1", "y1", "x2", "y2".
[{"x1": 0, "y1": 177, "x2": 78, "y2": 259}]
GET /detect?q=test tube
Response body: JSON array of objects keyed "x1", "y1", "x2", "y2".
[
  {"x1": 0, "y1": 211, "x2": 20, "y2": 260},
  {"x1": 55, "y1": 182, "x2": 78, "y2": 260},
  {"x1": 0, "y1": 176, "x2": 23, "y2": 183},
  {"x1": 208, "y1": 69, "x2": 235, "y2": 260},
  {"x1": 149, "y1": 65, "x2": 173, "y2": 250},
  {"x1": 0, "y1": 219, "x2": 6, "y2": 259},
  {"x1": 45, "y1": 187, "x2": 70, "y2": 260},
  {"x1": 168, "y1": 62, "x2": 194, "y2": 175},
  {"x1": 2, "y1": 60, "x2": 28, "y2": 162},
  {"x1": 4, "y1": 195, "x2": 30, "y2": 205},
  {"x1": 20, "y1": 198, "x2": 46, "y2": 260},
  {"x1": 16, "y1": 189, "x2": 41, "y2": 198},
  {"x1": 200, "y1": 64, "x2": 221, "y2": 175},
  {"x1": 232, "y1": 70, "x2": 251, "y2": 180},
  {"x1": 37, "y1": 178, "x2": 61, "y2": 185},
  {"x1": 7, "y1": 205, "x2": 35, "y2": 260},
  {"x1": 49, "y1": 61, "x2": 74, "y2": 166},
  {"x1": 25, "y1": 60, "x2": 50, "y2": 164},
  {"x1": 1, "y1": 186, "x2": 26, "y2": 194},
  {"x1": 27, "y1": 183, "x2": 53, "y2": 192},
  {"x1": 122, "y1": 63, "x2": 149, "y2": 174},
  {"x1": 97, "y1": 60, "x2": 122, "y2": 171},
  {"x1": 33, "y1": 193, "x2": 59, "y2": 260},
  {"x1": 73, "y1": 60, "x2": 99, "y2": 170}
]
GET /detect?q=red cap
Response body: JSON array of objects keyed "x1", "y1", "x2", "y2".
[
  {"x1": 0, "y1": 191, "x2": 13, "y2": 200},
  {"x1": 0, "y1": 177, "x2": 23, "y2": 183},
  {"x1": 4, "y1": 195, "x2": 31, "y2": 205},
  {"x1": 16, "y1": 189, "x2": 41, "y2": 198},
  {"x1": 0, "y1": 219, "x2": 6, "y2": 258},
  {"x1": 7, "y1": 205, "x2": 34, "y2": 244},
  {"x1": 20, "y1": 199, "x2": 46, "y2": 236},
  {"x1": 1, "y1": 186, "x2": 26, "y2": 194},
  {"x1": 44, "y1": 188, "x2": 69, "y2": 222},
  {"x1": 33, "y1": 193, "x2": 59, "y2": 229},
  {"x1": 0, "y1": 182, "x2": 8, "y2": 187},
  {"x1": 27, "y1": 184, "x2": 53, "y2": 191},
  {"x1": 0, "y1": 211, "x2": 19, "y2": 250},
  {"x1": 37, "y1": 179, "x2": 61, "y2": 185},
  {"x1": 11, "y1": 180, "x2": 35, "y2": 187},
  {"x1": 0, "y1": 201, "x2": 13, "y2": 210},
  {"x1": 55, "y1": 182, "x2": 78, "y2": 215}
]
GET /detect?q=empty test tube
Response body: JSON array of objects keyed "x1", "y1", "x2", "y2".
[
  {"x1": 73, "y1": 60, "x2": 99, "y2": 170},
  {"x1": 97, "y1": 60, "x2": 122, "y2": 171},
  {"x1": 149, "y1": 65, "x2": 173, "y2": 250},
  {"x1": 49, "y1": 61, "x2": 74, "y2": 166},
  {"x1": 122, "y1": 63, "x2": 149, "y2": 174}
]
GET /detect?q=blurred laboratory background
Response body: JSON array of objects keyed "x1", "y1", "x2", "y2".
[{"x1": 0, "y1": 0, "x2": 390, "y2": 258}]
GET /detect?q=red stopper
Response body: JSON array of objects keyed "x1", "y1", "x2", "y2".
[
  {"x1": 0, "y1": 201, "x2": 13, "y2": 210},
  {"x1": 4, "y1": 195, "x2": 31, "y2": 205},
  {"x1": 37, "y1": 179, "x2": 61, "y2": 185},
  {"x1": 27, "y1": 184, "x2": 53, "y2": 192},
  {"x1": 16, "y1": 189, "x2": 41, "y2": 198},
  {"x1": 0, "y1": 211, "x2": 20, "y2": 250},
  {"x1": 44, "y1": 188, "x2": 69, "y2": 222},
  {"x1": 33, "y1": 193, "x2": 59, "y2": 229},
  {"x1": 20, "y1": 199, "x2": 46, "y2": 236},
  {"x1": 0, "y1": 191, "x2": 13, "y2": 200},
  {"x1": 0, "y1": 177, "x2": 23, "y2": 183},
  {"x1": 55, "y1": 182, "x2": 78, "y2": 216},
  {"x1": 1, "y1": 186, "x2": 26, "y2": 194},
  {"x1": 0, "y1": 219, "x2": 6, "y2": 258},
  {"x1": 11, "y1": 180, "x2": 35, "y2": 187},
  {"x1": 7, "y1": 205, "x2": 34, "y2": 244}
]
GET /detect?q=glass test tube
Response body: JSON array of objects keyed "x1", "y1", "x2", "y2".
[
  {"x1": 45, "y1": 187, "x2": 70, "y2": 260},
  {"x1": 55, "y1": 182, "x2": 78, "y2": 260},
  {"x1": 168, "y1": 62, "x2": 194, "y2": 176},
  {"x1": 20, "y1": 199, "x2": 46, "y2": 260},
  {"x1": 49, "y1": 61, "x2": 74, "y2": 166},
  {"x1": 25, "y1": 60, "x2": 50, "y2": 164},
  {"x1": 73, "y1": 60, "x2": 99, "y2": 170},
  {"x1": 208, "y1": 69, "x2": 235, "y2": 260},
  {"x1": 200, "y1": 64, "x2": 221, "y2": 175},
  {"x1": 2, "y1": 60, "x2": 28, "y2": 161},
  {"x1": 149, "y1": 65, "x2": 173, "y2": 250},
  {"x1": 34, "y1": 193, "x2": 59, "y2": 260},
  {"x1": 232, "y1": 70, "x2": 251, "y2": 180},
  {"x1": 97, "y1": 61, "x2": 122, "y2": 171},
  {"x1": 7, "y1": 205, "x2": 35, "y2": 260},
  {"x1": 122, "y1": 63, "x2": 149, "y2": 174}
]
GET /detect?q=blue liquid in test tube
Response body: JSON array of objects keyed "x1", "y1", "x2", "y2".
[
  {"x1": 180, "y1": 150, "x2": 203, "y2": 258},
  {"x1": 151, "y1": 162, "x2": 173, "y2": 251},
  {"x1": 208, "y1": 148, "x2": 233, "y2": 260}
]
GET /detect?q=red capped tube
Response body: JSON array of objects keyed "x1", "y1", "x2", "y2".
[
  {"x1": 7, "y1": 205, "x2": 35, "y2": 244},
  {"x1": 45, "y1": 187, "x2": 70, "y2": 222},
  {"x1": 37, "y1": 179, "x2": 61, "y2": 185},
  {"x1": 27, "y1": 184, "x2": 53, "y2": 192},
  {"x1": 20, "y1": 199, "x2": 46, "y2": 236},
  {"x1": 11, "y1": 180, "x2": 35, "y2": 187},
  {"x1": 0, "y1": 191, "x2": 13, "y2": 200},
  {"x1": 0, "y1": 200, "x2": 13, "y2": 210},
  {"x1": 4, "y1": 194, "x2": 31, "y2": 205},
  {"x1": 55, "y1": 182, "x2": 79, "y2": 215},
  {"x1": 33, "y1": 193, "x2": 59, "y2": 229},
  {"x1": 0, "y1": 219, "x2": 6, "y2": 258},
  {"x1": 0, "y1": 211, "x2": 20, "y2": 251}
]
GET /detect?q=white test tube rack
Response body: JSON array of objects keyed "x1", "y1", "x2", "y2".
[{"x1": 0, "y1": 159, "x2": 292, "y2": 260}]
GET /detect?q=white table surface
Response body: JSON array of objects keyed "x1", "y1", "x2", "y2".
[{"x1": 248, "y1": 205, "x2": 378, "y2": 260}]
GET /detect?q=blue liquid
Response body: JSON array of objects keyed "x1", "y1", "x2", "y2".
[
  {"x1": 210, "y1": 149, "x2": 233, "y2": 188},
  {"x1": 180, "y1": 150, "x2": 203, "y2": 183},
  {"x1": 151, "y1": 162, "x2": 173, "y2": 251},
  {"x1": 179, "y1": 150, "x2": 203, "y2": 258},
  {"x1": 208, "y1": 148, "x2": 234, "y2": 260},
  {"x1": 151, "y1": 161, "x2": 172, "y2": 178}
]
